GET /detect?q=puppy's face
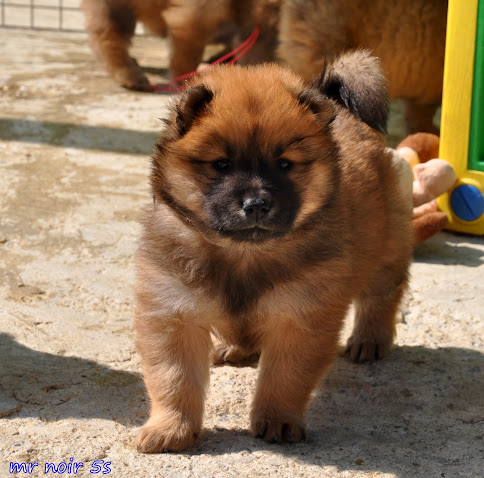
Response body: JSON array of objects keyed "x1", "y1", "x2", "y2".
[
  {"x1": 151, "y1": 65, "x2": 342, "y2": 244},
  {"x1": 199, "y1": 143, "x2": 303, "y2": 243},
  {"x1": 193, "y1": 114, "x2": 340, "y2": 243}
]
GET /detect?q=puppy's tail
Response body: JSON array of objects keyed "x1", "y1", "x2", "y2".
[{"x1": 312, "y1": 50, "x2": 389, "y2": 134}]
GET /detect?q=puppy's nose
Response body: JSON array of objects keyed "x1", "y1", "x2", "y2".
[{"x1": 242, "y1": 197, "x2": 271, "y2": 221}]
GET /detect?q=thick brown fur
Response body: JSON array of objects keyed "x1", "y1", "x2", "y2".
[
  {"x1": 80, "y1": 0, "x2": 281, "y2": 90},
  {"x1": 134, "y1": 51, "x2": 413, "y2": 453},
  {"x1": 277, "y1": 0, "x2": 447, "y2": 134}
]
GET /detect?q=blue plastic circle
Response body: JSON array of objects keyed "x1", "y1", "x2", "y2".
[{"x1": 450, "y1": 184, "x2": 484, "y2": 222}]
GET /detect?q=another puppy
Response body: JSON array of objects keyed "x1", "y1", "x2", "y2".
[
  {"x1": 277, "y1": 0, "x2": 448, "y2": 134},
  {"x1": 80, "y1": 0, "x2": 280, "y2": 90},
  {"x1": 135, "y1": 51, "x2": 413, "y2": 453}
]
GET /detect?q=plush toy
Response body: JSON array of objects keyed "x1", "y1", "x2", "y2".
[
  {"x1": 395, "y1": 133, "x2": 457, "y2": 244},
  {"x1": 411, "y1": 158, "x2": 457, "y2": 207},
  {"x1": 397, "y1": 132, "x2": 440, "y2": 164}
]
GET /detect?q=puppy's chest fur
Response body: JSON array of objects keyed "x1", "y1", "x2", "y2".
[
  {"x1": 164, "y1": 239, "x2": 294, "y2": 317},
  {"x1": 151, "y1": 222, "x2": 347, "y2": 323},
  {"x1": 210, "y1": 260, "x2": 278, "y2": 316}
]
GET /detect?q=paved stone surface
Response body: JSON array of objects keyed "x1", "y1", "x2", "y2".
[{"x1": 0, "y1": 29, "x2": 483, "y2": 478}]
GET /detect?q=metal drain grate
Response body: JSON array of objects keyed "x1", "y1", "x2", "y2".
[{"x1": 0, "y1": 0, "x2": 84, "y2": 31}]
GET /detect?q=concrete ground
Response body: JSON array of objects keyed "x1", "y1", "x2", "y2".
[{"x1": 0, "y1": 28, "x2": 483, "y2": 478}]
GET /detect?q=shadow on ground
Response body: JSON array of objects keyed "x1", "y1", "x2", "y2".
[
  {"x1": 0, "y1": 118, "x2": 159, "y2": 155},
  {"x1": 413, "y1": 232, "x2": 484, "y2": 267},
  {"x1": 2, "y1": 333, "x2": 483, "y2": 476},
  {"x1": 200, "y1": 345, "x2": 484, "y2": 476},
  {"x1": 0, "y1": 333, "x2": 145, "y2": 426}
]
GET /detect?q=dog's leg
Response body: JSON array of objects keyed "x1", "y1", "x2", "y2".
[
  {"x1": 135, "y1": 313, "x2": 212, "y2": 453},
  {"x1": 250, "y1": 316, "x2": 342, "y2": 443},
  {"x1": 346, "y1": 267, "x2": 408, "y2": 362},
  {"x1": 81, "y1": 0, "x2": 149, "y2": 89},
  {"x1": 167, "y1": 33, "x2": 209, "y2": 79},
  {"x1": 96, "y1": 36, "x2": 149, "y2": 90},
  {"x1": 163, "y1": 3, "x2": 229, "y2": 78}
]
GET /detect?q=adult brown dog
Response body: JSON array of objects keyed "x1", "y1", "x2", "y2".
[
  {"x1": 277, "y1": 0, "x2": 448, "y2": 133},
  {"x1": 134, "y1": 51, "x2": 413, "y2": 453},
  {"x1": 80, "y1": 0, "x2": 280, "y2": 90}
]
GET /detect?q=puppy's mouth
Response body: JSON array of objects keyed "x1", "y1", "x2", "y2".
[{"x1": 219, "y1": 226, "x2": 284, "y2": 243}]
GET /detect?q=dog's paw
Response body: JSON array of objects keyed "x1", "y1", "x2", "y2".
[
  {"x1": 251, "y1": 414, "x2": 306, "y2": 444},
  {"x1": 112, "y1": 59, "x2": 150, "y2": 91},
  {"x1": 345, "y1": 334, "x2": 393, "y2": 362},
  {"x1": 135, "y1": 417, "x2": 199, "y2": 453},
  {"x1": 212, "y1": 343, "x2": 259, "y2": 366}
]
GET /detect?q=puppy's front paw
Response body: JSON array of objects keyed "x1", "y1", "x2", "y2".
[
  {"x1": 251, "y1": 413, "x2": 306, "y2": 444},
  {"x1": 135, "y1": 416, "x2": 199, "y2": 453},
  {"x1": 345, "y1": 334, "x2": 393, "y2": 362}
]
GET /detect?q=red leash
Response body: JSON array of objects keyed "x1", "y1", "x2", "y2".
[{"x1": 146, "y1": 26, "x2": 260, "y2": 93}]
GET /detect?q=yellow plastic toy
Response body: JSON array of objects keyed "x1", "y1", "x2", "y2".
[{"x1": 438, "y1": 0, "x2": 484, "y2": 235}]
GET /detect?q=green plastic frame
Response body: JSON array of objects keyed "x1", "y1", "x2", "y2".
[{"x1": 469, "y1": 0, "x2": 484, "y2": 172}]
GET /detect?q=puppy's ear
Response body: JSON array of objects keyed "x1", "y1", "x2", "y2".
[
  {"x1": 313, "y1": 50, "x2": 388, "y2": 134},
  {"x1": 297, "y1": 89, "x2": 335, "y2": 129},
  {"x1": 175, "y1": 84, "x2": 214, "y2": 136}
]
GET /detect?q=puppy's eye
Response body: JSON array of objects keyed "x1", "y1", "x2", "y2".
[
  {"x1": 277, "y1": 158, "x2": 292, "y2": 171},
  {"x1": 213, "y1": 158, "x2": 232, "y2": 172}
]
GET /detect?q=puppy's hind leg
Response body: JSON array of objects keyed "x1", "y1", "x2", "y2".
[
  {"x1": 135, "y1": 311, "x2": 212, "y2": 453},
  {"x1": 212, "y1": 341, "x2": 260, "y2": 366},
  {"x1": 346, "y1": 265, "x2": 409, "y2": 362},
  {"x1": 212, "y1": 330, "x2": 260, "y2": 366}
]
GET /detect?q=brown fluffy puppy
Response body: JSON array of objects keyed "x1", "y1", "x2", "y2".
[
  {"x1": 134, "y1": 51, "x2": 413, "y2": 453},
  {"x1": 80, "y1": 0, "x2": 280, "y2": 90},
  {"x1": 277, "y1": 0, "x2": 447, "y2": 134}
]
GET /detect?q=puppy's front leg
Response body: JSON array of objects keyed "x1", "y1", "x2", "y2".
[
  {"x1": 135, "y1": 310, "x2": 212, "y2": 453},
  {"x1": 251, "y1": 317, "x2": 341, "y2": 444}
]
